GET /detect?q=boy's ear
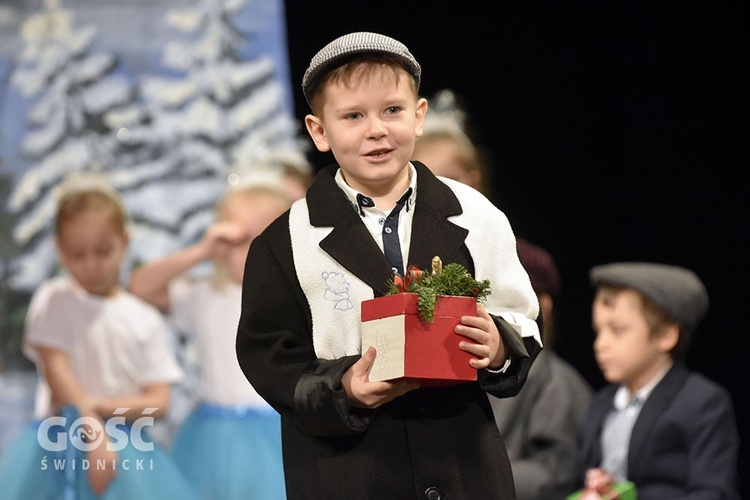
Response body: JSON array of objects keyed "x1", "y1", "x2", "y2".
[
  {"x1": 304, "y1": 114, "x2": 331, "y2": 152},
  {"x1": 656, "y1": 323, "x2": 680, "y2": 353},
  {"x1": 414, "y1": 98, "x2": 428, "y2": 138}
]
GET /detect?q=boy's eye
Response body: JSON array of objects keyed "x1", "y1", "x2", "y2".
[
  {"x1": 385, "y1": 106, "x2": 401, "y2": 115},
  {"x1": 344, "y1": 112, "x2": 362, "y2": 120},
  {"x1": 610, "y1": 325, "x2": 626, "y2": 336}
]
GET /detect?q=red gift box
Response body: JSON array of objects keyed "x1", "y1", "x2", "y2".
[{"x1": 361, "y1": 293, "x2": 478, "y2": 386}]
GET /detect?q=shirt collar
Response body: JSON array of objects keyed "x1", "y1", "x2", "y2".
[
  {"x1": 613, "y1": 361, "x2": 673, "y2": 410},
  {"x1": 335, "y1": 163, "x2": 417, "y2": 216}
]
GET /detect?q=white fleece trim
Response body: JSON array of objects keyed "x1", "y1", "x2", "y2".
[
  {"x1": 440, "y1": 177, "x2": 541, "y2": 344},
  {"x1": 290, "y1": 199, "x2": 373, "y2": 359},
  {"x1": 289, "y1": 180, "x2": 541, "y2": 361}
]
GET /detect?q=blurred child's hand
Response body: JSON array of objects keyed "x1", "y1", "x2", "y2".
[
  {"x1": 202, "y1": 221, "x2": 251, "y2": 261},
  {"x1": 456, "y1": 303, "x2": 507, "y2": 370},
  {"x1": 86, "y1": 437, "x2": 118, "y2": 495},
  {"x1": 342, "y1": 346, "x2": 420, "y2": 409}
]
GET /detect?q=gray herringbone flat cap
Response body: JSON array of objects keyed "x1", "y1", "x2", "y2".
[
  {"x1": 590, "y1": 262, "x2": 709, "y2": 332},
  {"x1": 302, "y1": 32, "x2": 421, "y2": 106}
]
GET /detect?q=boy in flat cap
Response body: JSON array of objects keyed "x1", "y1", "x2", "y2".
[
  {"x1": 236, "y1": 32, "x2": 541, "y2": 499},
  {"x1": 578, "y1": 262, "x2": 741, "y2": 499}
]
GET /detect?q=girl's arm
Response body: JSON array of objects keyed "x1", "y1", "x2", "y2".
[
  {"x1": 94, "y1": 383, "x2": 171, "y2": 421},
  {"x1": 128, "y1": 219, "x2": 248, "y2": 312},
  {"x1": 36, "y1": 345, "x2": 96, "y2": 415},
  {"x1": 36, "y1": 345, "x2": 171, "y2": 421},
  {"x1": 35, "y1": 345, "x2": 118, "y2": 495}
]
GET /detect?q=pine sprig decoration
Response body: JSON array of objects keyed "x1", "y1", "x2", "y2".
[{"x1": 386, "y1": 258, "x2": 491, "y2": 322}]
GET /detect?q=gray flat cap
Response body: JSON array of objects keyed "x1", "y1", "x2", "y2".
[
  {"x1": 590, "y1": 262, "x2": 709, "y2": 332},
  {"x1": 302, "y1": 32, "x2": 421, "y2": 106}
]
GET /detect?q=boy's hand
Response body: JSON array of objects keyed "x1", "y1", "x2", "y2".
[
  {"x1": 342, "y1": 347, "x2": 420, "y2": 408},
  {"x1": 456, "y1": 303, "x2": 507, "y2": 370}
]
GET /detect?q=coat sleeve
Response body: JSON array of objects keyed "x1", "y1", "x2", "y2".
[
  {"x1": 236, "y1": 215, "x2": 373, "y2": 437},
  {"x1": 477, "y1": 313, "x2": 543, "y2": 397},
  {"x1": 677, "y1": 377, "x2": 740, "y2": 498}
]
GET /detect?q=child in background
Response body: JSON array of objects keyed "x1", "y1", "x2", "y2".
[
  {"x1": 412, "y1": 88, "x2": 492, "y2": 197},
  {"x1": 128, "y1": 181, "x2": 291, "y2": 500},
  {"x1": 579, "y1": 262, "x2": 741, "y2": 499},
  {"x1": 414, "y1": 92, "x2": 594, "y2": 498},
  {"x1": 236, "y1": 32, "x2": 541, "y2": 499},
  {"x1": 491, "y1": 238, "x2": 593, "y2": 500},
  {"x1": 0, "y1": 173, "x2": 195, "y2": 499}
]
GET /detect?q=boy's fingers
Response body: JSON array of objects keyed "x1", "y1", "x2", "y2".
[{"x1": 358, "y1": 346, "x2": 376, "y2": 372}]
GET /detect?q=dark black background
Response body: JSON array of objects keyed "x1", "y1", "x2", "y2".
[{"x1": 284, "y1": 1, "x2": 748, "y2": 494}]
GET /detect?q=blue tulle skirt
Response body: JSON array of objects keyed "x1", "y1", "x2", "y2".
[
  {"x1": 0, "y1": 406, "x2": 199, "y2": 500},
  {"x1": 170, "y1": 403, "x2": 286, "y2": 500}
]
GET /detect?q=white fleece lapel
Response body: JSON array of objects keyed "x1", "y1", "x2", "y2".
[
  {"x1": 440, "y1": 177, "x2": 541, "y2": 345},
  {"x1": 289, "y1": 199, "x2": 373, "y2": 359}
]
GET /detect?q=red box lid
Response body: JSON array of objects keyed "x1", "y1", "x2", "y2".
[{"x1": 361, "y1": 293, "x2": 477, "y2": 322}]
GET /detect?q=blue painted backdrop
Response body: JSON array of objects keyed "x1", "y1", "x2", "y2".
[{"x1": 0, "y1": 0, "x2": 305, "y2": 450}]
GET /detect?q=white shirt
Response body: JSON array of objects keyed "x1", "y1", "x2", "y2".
[
  {"x1": 170, "y1": 278, "x2": 270, "y2": 407},
  {"x1": 24, "y1": 275, "x2": 183, "y2": 418},
  {"x1": 601, "y1": 363, "x2": 672, "y2": 480},
  {"x1": 332, "y1": 164, "x2": 512, "y2": 373},
  {"x1": 334, "y1": 163, "x2": 417, "y2": 272}
]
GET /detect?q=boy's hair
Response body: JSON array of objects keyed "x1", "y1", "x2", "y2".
[
  {"x1": 302, "y1": 31, "x2": 421, "y2": 110},
  {"x1": 517, "y1": 238, "x2": 560, "y2": 348},
  {"x1": 517, "y1": 239, "x2": 561, "y2": 298},
  {"x1": 597, "y1": 284, "x2": 693, "y2": 360},
  {"x1": 55, "y1": 174, "x2": 128, "y2": 236},
  {"x1": 306, "y1": 53, "x2": 419, "y2": 115},
  {"x1": 591, "y1": 262, "x2": 708, "y2": 361}
]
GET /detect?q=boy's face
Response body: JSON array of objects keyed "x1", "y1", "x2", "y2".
[
  {"x1": 591, "y1": 288, "x2": 675, "y2": 393},
  {"x1": 305, "y1": 67, "x2": 427, "y2": 195}
]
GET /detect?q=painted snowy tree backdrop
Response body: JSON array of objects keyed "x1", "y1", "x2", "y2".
[
  {"x1": 7, "y1": 0, "x2": 136, "y2": 290},
  {"x1": 0, "y1": 0, "x2": 305, "y2": 366}
]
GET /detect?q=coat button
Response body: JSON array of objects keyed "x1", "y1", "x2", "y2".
[
  {"x1": 417, "y1": 407, "x2": 431, "y2": 423},
  {"x1": 424, "y1": 486, "x2": 441, "y2": 500}
]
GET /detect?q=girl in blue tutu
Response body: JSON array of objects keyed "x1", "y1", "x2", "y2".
[
  {"x1": 0, "y1": 174, "x2": 198, "y2": 499},
  {"x1": 128, "y1": 181, "x2": 291, "y2": 500}
]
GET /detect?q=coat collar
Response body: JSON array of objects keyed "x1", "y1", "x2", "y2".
[
  {"x1": 305, "y1": 161, "x2": 469, "y2": 296},
  {"x1": 628, "y1": 362, "x2": 689, "y2": 467}
]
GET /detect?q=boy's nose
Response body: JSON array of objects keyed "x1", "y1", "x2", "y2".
[{"x1": 365, "y1": 116, "x2": 387, "y2": 138}]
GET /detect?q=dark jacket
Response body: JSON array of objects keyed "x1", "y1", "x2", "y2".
[
  {"x1": 579, "y1": 362, "x2": 741, "y2": 500},
  {"x1": 237, "y1": 162, "x2": 542, "y2": 500},
  {"x1": 491, "y1": 349, "x2": 594, "y2": 500}
]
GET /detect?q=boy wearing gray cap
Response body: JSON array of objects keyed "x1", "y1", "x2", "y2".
[
  {"x1": 236, "y1": 32, "x2": 541, "y2": 499},
  {"x1": 579, "y1": 262, "x2": 740, "y2": 499}
]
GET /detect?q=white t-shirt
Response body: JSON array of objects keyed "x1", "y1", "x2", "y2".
[
  {"x1": 24, "y1": 275, "x2": 183, "y2": 419},
  {"x1": 169, "y1": 278, "x2": 270, "y2": 408}
]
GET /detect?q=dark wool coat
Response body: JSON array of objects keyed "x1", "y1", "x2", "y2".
[
  {"x1": 579, "y1": 362, "x2": 741, "y2": 500},
  {"x1": 237, "y1": 162, "x2": 542, "y2": 500}
]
